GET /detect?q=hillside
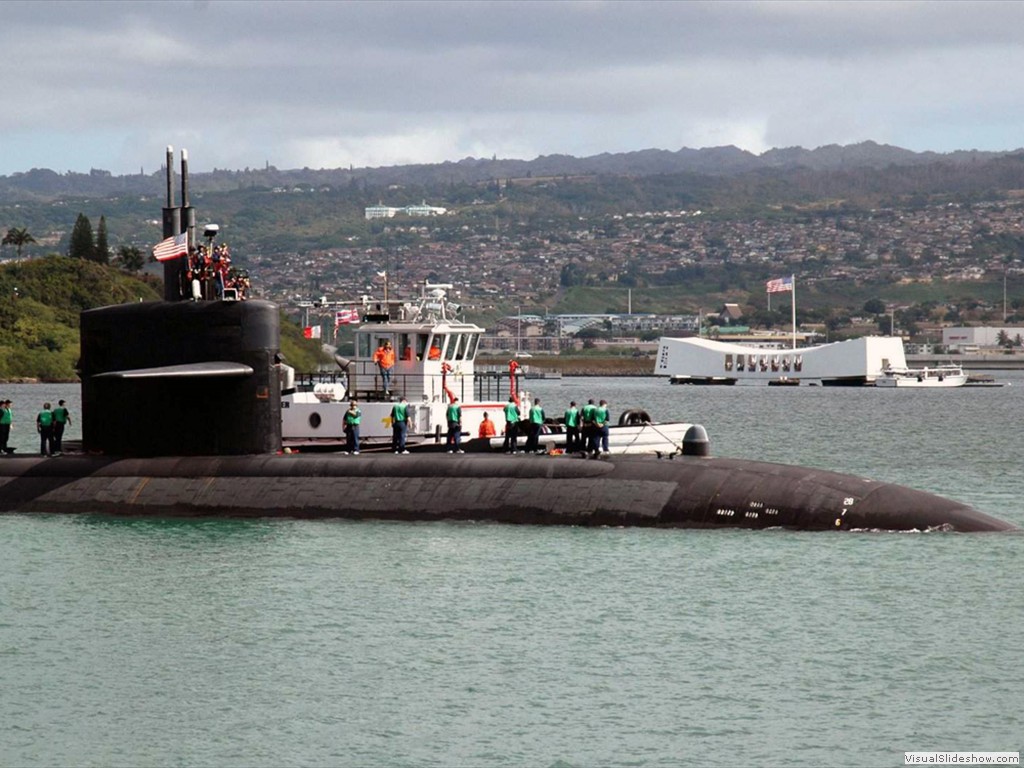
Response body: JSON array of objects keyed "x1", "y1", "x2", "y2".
[
  {"x1": 0, "y1": 258, "x2": 324, "y2": 381},
  {"x1": 7, "y1": 143, "x2": 1024, "y2": 264},
  {"x1": 0, "y1": 257, "x2": 162, "y2": 380}
]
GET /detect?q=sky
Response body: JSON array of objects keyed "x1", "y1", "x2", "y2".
[{"x1": 2, "y1": 0, "x2": 1024, "y2": 177}]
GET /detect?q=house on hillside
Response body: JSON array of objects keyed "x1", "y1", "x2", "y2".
[{"x1": 719, "y1": 303, "x2": 744, "y2": 324}]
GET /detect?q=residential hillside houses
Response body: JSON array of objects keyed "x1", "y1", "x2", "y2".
[{"x1": 254, "y1": 198, "x2": 1024, "y2": 314}]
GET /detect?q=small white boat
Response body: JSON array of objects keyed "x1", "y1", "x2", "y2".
[
  {"x1": 875, "y1": 364, "x2": 967, "y2": 388},
  {"x1": 487, "y1": 408, "x2": 696, "y2": 455},
  {"x1": 281, "y1": 284, "x2": 694, "y2": 453}
]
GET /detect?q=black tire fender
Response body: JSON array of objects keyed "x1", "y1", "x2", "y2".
[{"x1": 618, "y1": 409, "x2": 651, "y2": 426}]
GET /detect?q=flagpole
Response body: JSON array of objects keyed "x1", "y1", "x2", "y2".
[{"x1": 790, "y1": 274, "x2": 797, "y2": 350}]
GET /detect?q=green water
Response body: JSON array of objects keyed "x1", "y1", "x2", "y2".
[{"x1": 2, "y1": 378, "x2": 1023, "y2": 766}]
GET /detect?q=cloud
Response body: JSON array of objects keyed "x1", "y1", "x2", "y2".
[{"x1": 2, "y1": 1, "x2": 1023, "y2": 176}]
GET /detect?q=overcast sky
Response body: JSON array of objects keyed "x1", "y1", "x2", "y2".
[{"x1": 2, "y1": 0, "x2": 1023, "y2": 177}]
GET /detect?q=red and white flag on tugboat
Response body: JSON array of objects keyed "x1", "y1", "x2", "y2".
[
  {"x1": 335, "y1": 308, "x2": 358, "y2": 327},
  {"x1": 303, "y1": 325, "x2": 322, "y2": 340},
  {"x1": 766, "y1": 275, "x2": 794, "y2": 293},
  {"x1": 152, "y1": 232, "x2": 189, "y2": 262}
]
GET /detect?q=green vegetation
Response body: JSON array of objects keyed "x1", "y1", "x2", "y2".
[
  {"x1": 2, "y1": 227, "x2": 36, "y2": 258},
  {"x1": 0, "y1": 256, "x2": 320, "y2": 380},
  {"x1": 278, "y1": 317, "x2": 322, "y2": 372},
  {"x1": 68, "y1": 213, "x2": 97, "y2": 261},
  {"x1": 0, "y1": 256, "x2": 161, "y2": 380}
]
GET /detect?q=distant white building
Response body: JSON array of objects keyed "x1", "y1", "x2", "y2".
[
  {"x1": 403, "y1": 202, "x2": 448, "y2": 217},
  {"x1": 365, "y1": 201, "x2": 448, "y2": 220},
  {"x1": 364, "y1": 205, "x2": 400, "y2": 220},
  {"x1": 943, "y1": 326, "x2": 1024, "y2": 349}
]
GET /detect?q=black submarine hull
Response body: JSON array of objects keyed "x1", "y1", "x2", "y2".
[{"x1": 0, "y1": 453, "x2": 1013, "y2": 532}]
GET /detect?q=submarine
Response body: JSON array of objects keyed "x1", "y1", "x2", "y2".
[{"x1": 0, "y1": 148, "x2": 1015, "y2": 533}]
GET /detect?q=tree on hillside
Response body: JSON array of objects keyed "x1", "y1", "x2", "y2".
[
  {"x1": 863, "y1": 298, "x2": 887, "y2": 315},
  {"x1": 95, "y1": 215, "x2": 110, "y2": 264},
  {"x1": 2, "y1": 227, "x2": 36, "y2": 258},
  {"x1": 68, "y1": 213, "x2": 95, "y2": 260},
  {"x1": 116, "y1": 244, "x2": 146, "y2": 272}
]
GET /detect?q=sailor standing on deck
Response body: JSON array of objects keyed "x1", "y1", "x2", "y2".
[
  {"x1": 344, "y1": 400, "x2": 361, "y2": 454},
  {"x1": 563, "y1": 401, "x2": 580, "y2": 452},
  {"x1": 52, "y1": 399, "x2": 71, "y2": 456},
  {"x1": 502, "y1": 396, "x2": 520, "y2": 453},
  {"x1": 446, "y1": 397, "x2": 464, "y2": 453},
  {"x1": 525, "y1": 398, "x2": 545, "y2": 453},
  {"x1": 36, "y1": 402, "x2": 55, "y2": 457},
  {"x1": 0, "y1": 400, "x2": 11, "y2": 455},
  {"x1": 390, "y1": 396, "x2": 410, "y2": 454},
  {"x1": 372, "y1": 340, "x2": 396, "y2": 396},
  {"x1": 581, "y1": 398, "x2": 598, "y2": 455},
  {"x1": 595, "y1": 399, "x2": 611, "y2": 455}
]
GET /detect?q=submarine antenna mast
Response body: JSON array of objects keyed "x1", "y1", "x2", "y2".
[
  {"x1": 161, "y1": 145, "x2": 183, "y2": 301},
  {"x1": 179, "y1": 149, "x2": 196, "y2": 299}
]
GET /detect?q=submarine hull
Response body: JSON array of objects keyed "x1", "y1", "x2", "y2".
[{"x1": 0, "y1": 453, "x2": 1013, "y2": 533}]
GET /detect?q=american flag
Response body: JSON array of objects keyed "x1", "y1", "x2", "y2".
[
  {"x1": 766, "y1": 276, "x2": 793, "y2": 293},
  {"x1": 335, "y1": 308, "x2": 358, "y2": 327},
  {"x1": 152, "y1": 232, "x2": 189, "y2": 262}
]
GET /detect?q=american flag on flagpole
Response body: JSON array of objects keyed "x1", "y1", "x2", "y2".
[
  {"x1": 766, "y1": 276, "x2": 793, "y2": 293},
  {"x1": 152, "y1": 232, "x2": 189, "y2": 262}
]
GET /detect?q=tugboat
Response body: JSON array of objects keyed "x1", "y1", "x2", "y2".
[{"x1": 281, "y1": 284, "x2": 696, "y2": 453}]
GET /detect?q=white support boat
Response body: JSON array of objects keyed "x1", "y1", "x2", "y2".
[
  {"x1": 874, "y1": 364, "x2": 967, "y2": 388},
  {"x1": 282, "y1": 284, "x2": 693, "y2": 453}
]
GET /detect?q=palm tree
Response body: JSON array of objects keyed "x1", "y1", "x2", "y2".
[{"x1": 2, "y1": 227, "x2": 36, "y2": 258}]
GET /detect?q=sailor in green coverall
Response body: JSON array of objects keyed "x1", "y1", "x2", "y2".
[
  {"x1": 563, "y1": 400, "x2": 580, "y2": 452},
  {"x1": 390, "y1": 396, "x2": 409, "y2": 453},
  {"x1": 446, "y1": 397, "x2": 463, "y2": 453},
  {"x1": 502, "y1": 396, "x2": 520, "y2": 453},
  {"x1": 343, "y1": 400, "x2": 361, "y2": 454},
  {"x1": 36, "y1": 402, "x2": 55, "y2": 457},
  {"x1": 52, "y1": 399, "x2": 72, "y2": 456},
  {"x1": 581, "y1": 398, "x2": 598, "y2": 455},
  {"x1": 525, "y1": 398, "x2": 545, "y2": 453},
  {"x1": 0, "y1": 400, "x2": 12, "y2": 455}
]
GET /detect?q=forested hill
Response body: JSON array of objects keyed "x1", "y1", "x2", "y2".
[
  {"x1": 0, "y1": 257, "x2": 321, "y2": 381},
  {"x1": 0, "y1": 257, "x2": 162, "y2": 380}
]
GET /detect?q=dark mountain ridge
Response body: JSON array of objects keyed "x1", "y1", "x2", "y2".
[{"x1": 1, "y1": 141, "x2": 1018, "y2": 203}]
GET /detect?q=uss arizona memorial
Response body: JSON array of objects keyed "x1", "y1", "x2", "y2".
[{"x1": 655, "y1": 335, "x2": 907, "y2": 386}]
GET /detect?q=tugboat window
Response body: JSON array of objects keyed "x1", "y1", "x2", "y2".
[
  {"x1": 398, "y1": 333, "x2": 414, "y2": 361},
  {"x1": 447, "y1": 334, "x2": 462, "y2": 361},
  {"x1": 356, "y1": 334, "x2": 372, "y2": 358},
  {"x1": 428, "y1": 334, "x2": 445, "y2": 360}
]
